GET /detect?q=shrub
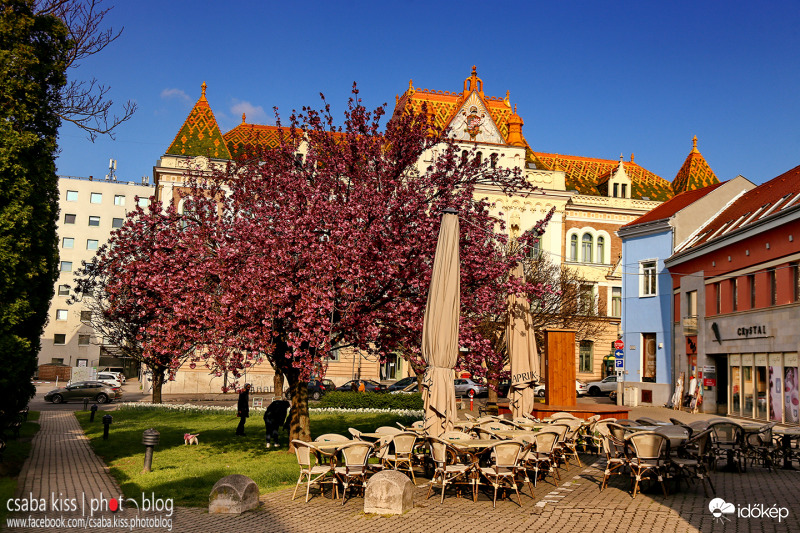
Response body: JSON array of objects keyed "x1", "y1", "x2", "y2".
[{"x1": 318, "y1": 391, "x2": 423, "y2": 410}]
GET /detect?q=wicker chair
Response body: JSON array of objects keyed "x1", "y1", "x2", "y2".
[
  {"x1": 525, "y1": 430, "x2": 561, "y2": 487},
  {"x1": 314, "y1": 433, "x2": 349, "y2": 443},
  {"x1": 671, "y1": 429, "x2": 715, "y2": 496},
  {"x1": 745, "y1": 422, "x2": 778, "y2": 471},
  {"x1": 477, "y1": 440, "x2": 528, "y2": 508},
  {"x1": 426, "y1": 436, "x2": 477, "y2": 503},
  {"x1": 626, "y1": 431, "x2": 669, "y2": 498},
  {"x1": 375, "y1": 426, "x2": 402, "y2": 435},
  {"x1": 708, "y1": 422, "x2": 746, "y2": 473},
  {"x1": 333, "y1": 441, "x2": 375, "y2": 505},
  {"x1": 381, "y1": 432, "x2": 418, "y2": 483},
  {"x1": 291, "y1": 440, "x2": 336, "y2": 502},
  {"x1": 599, "y1": 432, "x2": 628, "y2": 491}
]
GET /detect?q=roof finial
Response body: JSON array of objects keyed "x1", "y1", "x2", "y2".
[
  {"x1": 620, "y1": 153, "x2": 624, "y2": 162},
  {"x1": 630, "y1": 153, "x2": 635, "y2": 162},
  {"x1": 692, "y1": 135, "x2": 698, "y2": 153},
  {"x1": 242, "y1": 112, "x2": 246, "y2": 124},
  {"x1": 409, "y1": 79, "x2": 413, "y2": 90},
  {"x1": 201, "y1": 81, "x2": 207, "y2": 98},
  {"x1": 472, "y1": 65, "x2": 477, "y2": 76}
]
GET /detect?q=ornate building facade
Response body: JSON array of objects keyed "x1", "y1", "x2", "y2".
[{"x1": 152, "y1": 69, "x2": 717, "y2": 393}]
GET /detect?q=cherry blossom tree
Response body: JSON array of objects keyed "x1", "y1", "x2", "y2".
[{"x1": 95, "y1": 86, "x2": 551, "y2": 441}]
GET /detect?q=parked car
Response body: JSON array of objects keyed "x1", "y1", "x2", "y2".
[
  {"x1": 453, "y1": 378, "x2": 487, "y2": 398},
  {"x1": 386, "y1": 376, "x2": 417, "y2": 392},
  {"x1": 44, "y1": 381, "x2": 121, "y2": 404},
  {"x1": 100, "y1": 368, "x2": 126, "y2": 382},
  {"x1": 609, "y1": 390, "x2": 618, "y2": 402},
  {"x1": 586, "y1": 375, "x2": 619, "y2": 396},
  {"x1": 307, "y1": 378, "x2": 336, "y2": 400},
  {"x1": 533, "y1": 380, "x2": 588, "y2": 397},
  {"x1": 335, "y1": 379, "x2": 387, "y2": 392},
  {"x1": 390, "y1": 382, "x2": 420, "y2": 394},
  {"x1": 96, "y1": 372, "x2": 123, "y2": 388},
  {"x1": 497, "y1": 378, "x2": 511, "y2": 398}
]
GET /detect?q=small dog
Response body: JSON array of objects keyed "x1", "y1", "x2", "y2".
[{"x1": 183, "y1": 433, "x2": 199, "y2": 445}]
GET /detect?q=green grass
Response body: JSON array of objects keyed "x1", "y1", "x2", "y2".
[
  {"x1": 77, "y1": 406, "x2": 420, "y2": 507},
  {"x1": 0, "y1": 411, "x2": 41, "y2": 524}
]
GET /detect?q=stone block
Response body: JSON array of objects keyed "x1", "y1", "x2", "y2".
[
  {"x1": 208, "y1": 474, "x2": 259, "y2": 514},
  {"x1": 363, "y1": 470, "x2": 413, "y2": 515}
]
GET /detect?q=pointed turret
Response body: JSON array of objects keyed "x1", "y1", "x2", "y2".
[
  {"x1": 165, "y1": 82, "x2": 232, "y2": 159},
  {"x1": 672, "y1": 136, "x2": 719, "y2": 194},
  {"x1": 506, "y1": 104, "x2": 525, "y2": 147}
]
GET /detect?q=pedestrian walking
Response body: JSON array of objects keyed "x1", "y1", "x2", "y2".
[
  {"x1": 263, "y1": 398, "x2": 290, "y2": 448},
  {"x1": 236, "y1": 383, "x2": 251, "y2": 436}
]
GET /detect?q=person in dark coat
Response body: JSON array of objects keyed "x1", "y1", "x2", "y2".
[
  {"x1": 263, "y1": 399, "x2": 291, "y2": 448},
  {"x1": 236, "y1": 384, "x2": 251, "y2": 436}
]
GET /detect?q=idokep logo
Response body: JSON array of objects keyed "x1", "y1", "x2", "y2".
[{"x1": 709, "y1": 498, "x2": 790, "y2": 523}]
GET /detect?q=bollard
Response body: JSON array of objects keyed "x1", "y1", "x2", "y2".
[
  {"x1": 142, "y1": 428, "x2": 160, "y2": 473},
  {"x1": 83, "y1": 398, "x2": 89, "y2": 410},
  {"x1": 102, "y1": 414, "x2": 112, "y2": 440},
  {"x1": 90, "y1": 404, "x2": 98, "y2": 421},
  {"x1": 470, "y1": 396, "x2": 474, "y2": 411}
]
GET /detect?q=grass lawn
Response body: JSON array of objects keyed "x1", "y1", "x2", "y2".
[
  {"x1": 0, "y1": 411, "x2": 41, "y2": 524},
  {"x1": 77, "y1": 405, "x2": 421, "y2": 507}
]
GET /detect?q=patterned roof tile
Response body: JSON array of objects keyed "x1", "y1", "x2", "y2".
[
  {"x1": 672, "y1": 136, "x2": 719, "y2": 194},
  {"x1": 166, "y1": 82, "x2": 232, "y2": 160}
]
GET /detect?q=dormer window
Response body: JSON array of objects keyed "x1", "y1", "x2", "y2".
[
  {"x1": 621, "y1": 184, "x2": 627, "y2": 198},
  {"x1": 613, "y1": 183, "x2": 619, "y2": 197}
]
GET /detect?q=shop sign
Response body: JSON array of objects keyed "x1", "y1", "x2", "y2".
[{"x1": 737, "y1": 325, "x2": 768, "y2": 338}]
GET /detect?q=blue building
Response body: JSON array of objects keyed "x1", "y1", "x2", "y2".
[{"x1": 617, "y1": 167, "x2": 753, "y2": 406}]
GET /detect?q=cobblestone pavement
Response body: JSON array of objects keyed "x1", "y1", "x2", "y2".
[{"x1": 8, "y1": 408, "x2": 800, "y2": 532}]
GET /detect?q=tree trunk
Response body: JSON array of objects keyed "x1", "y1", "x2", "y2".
[
  {"x1": 273, "y1": 367, "x2": 284, "y2": 398},
  {"x1": 285, "y1": 371, "x2": 310, "y2": 449},
  {"x1": 150, "y1": 366, "x2": 165, "y2": 404}
]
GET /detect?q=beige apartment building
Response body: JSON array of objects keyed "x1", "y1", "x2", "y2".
[{"x1": 38, "y1": 174, "x2": 154, "y2": 378}]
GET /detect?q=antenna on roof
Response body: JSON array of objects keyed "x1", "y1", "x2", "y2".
[{"x1": 108, "y1": 159, "x2": 117, "y2": 181}]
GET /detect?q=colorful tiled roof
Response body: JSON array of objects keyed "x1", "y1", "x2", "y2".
[
  {"x1": 621, "y1": 181, "x2": 726, "y2": 229},
  {"x1": 684, "y1": 164, "x2": 800, "y2": 249},
  {"x1": 391, "y1": 67, "x2": 514, "y2": 143},
  {"x1": 166, "y1": 83, "x2": 232, "y2": 159},
  {"x1": 533, "y1": 152, "x2": 674, "y2": 201},
  {"x1": 224, "y1": 114, "x2": 288, "y2": 160},
  {"x1": 672, "y1": 136, "x2": 719, "y2": 194}
]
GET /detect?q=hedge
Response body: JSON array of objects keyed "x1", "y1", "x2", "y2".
[{"x1": 318, "y1": 391, "x2": 423, "y2": 410}]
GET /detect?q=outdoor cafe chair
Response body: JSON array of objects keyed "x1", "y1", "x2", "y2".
[
  {"x1": 442, "y1": 430, "x2": 473, "y2": 441},
  {"x1": 333, "y1": 441, "x2": 375, "y2": 506},
  {"x1": 688, "y1": 420, "x2": 709, "y2": 432},
  {"x1": 599, "y1": 432, "x2": 628, "y2": 491},
  {"x1": 474, "y1": 426, "x2": 502, "y2": 440},
  {"x1": 525, "y1": 430, "x2": 561, "y2": 487},
  {"x1": 708, "y1": 421, "x2": 746, "y2": 473},
  {"x1": 613, "y1": 419, "x2": 639, "y2": 427},
  {"x1": 381, "y1": 432, "x2": 418, "y2": 484},
  {"x1": 636, "y1": 417, "x2": 663, "y2": 425},
  {"x1": 476, "y1": 440, "x2": 529, "y2": 508},
  {"x1": 547, "y1": 423, "x2": 571, "y2": 468},
  {"x1": 604, "y1": 422, "x2": 627, "y2": 442},
  {"x1": 554, "y1": 419, "x2": 583, "y2": 466},
  {"x1": 315, "y1": 433, "x2": 349, "y2": 443},
  {"x1": 291, "y1": 440, "x2": 336, "y2": 502},
  {"x1": 581, "y1": 415, "x2": 602, "y2": 454},
  {"x1": 426, "y1": 436, "x2": 478, "y2": 503},
  {"x1": 347, "y1": 428, "x2": 362, "y2": 439},
  {"x1": 669, "y1": 417, "x2": 685, "y2": 426},
  {"x1": 671, "y1": 429, "x2": 715, "y2": 497},
  {"x1": 744, "y1": 422, "x2": 778, "y2": 471},
  {"x1": 550, "y1": 412, "x2": 578, "y2": 421},
  {"x1": 626, "y1": 431, "x2": 669, "y2": 498},
  {"x1": 375, "y1": 426, "x2": 402, "y2": 435}
]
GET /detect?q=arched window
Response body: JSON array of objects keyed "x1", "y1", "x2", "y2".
[
  {"x1": 530, "y1": 238, "x2": 541, "y2": 259},
  {"x1": 490, "y1": 153, "x2": 498, "y2": 169},
  {"x1": 461, "y1": 150, "x2": 469, "y2": 165},
  {"x1": 570, "y1": 234, "x2": 578, "y2": 261},
  {"x1": 475, "y1": 151, "x2": 482, "y2": 165},
  {"x1": 596, "y1": 236, "x2": 605, "y2": 264},
  {"x1": 582, "y1": 234, "x2": 593, "y2": 263}
]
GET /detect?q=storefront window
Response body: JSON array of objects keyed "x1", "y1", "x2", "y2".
[
  {"x1": 769, "y1": 355, "x2": 783, "y2": 422},
  {"x1": 743, "y1": 354, "x2": 754, "y2": 417},
  {"x1": 755, "y1": 354, "x2": 767, "y2": 420},
  {"x1": 785, "y1": 353, "x2": 799, "y2": 423},
  {"x1": 731, "y1": 361, "x2": 741, "y2": 415}
]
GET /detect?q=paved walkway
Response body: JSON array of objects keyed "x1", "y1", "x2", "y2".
[{"x1": 7, "y1": 408, "x2": 800, "y2": 532}]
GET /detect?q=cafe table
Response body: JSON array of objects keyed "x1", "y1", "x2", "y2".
[
  {"x1": 654, "y1": 425, "x2": 691, "y2": 449},
  {"x1": 492, "y1": 429, "x2": 542, "y2": 441},
  {"x1": 774, "y1": 427, "x2": 800, "y2": 470}
]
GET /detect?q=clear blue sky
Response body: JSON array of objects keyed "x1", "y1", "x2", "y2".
[{"x1": 55, "y1": 0, "x2": 800, "y2": 186}]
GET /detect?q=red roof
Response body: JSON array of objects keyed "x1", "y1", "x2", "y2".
[
  {"x1": 621, "y1": 181, "x2": 726, "y2": 229},
  {"x1": 683, "y1": 164, "x2": 800, "y2": 249}
]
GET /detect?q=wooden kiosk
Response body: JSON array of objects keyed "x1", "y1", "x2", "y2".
[{"x1": 528, "y1": 329, "x2": 630, "y2": 421}]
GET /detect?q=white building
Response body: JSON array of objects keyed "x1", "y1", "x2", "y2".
[{"x1": 38, "y1": 174, "x2": 154, "y2": 376}]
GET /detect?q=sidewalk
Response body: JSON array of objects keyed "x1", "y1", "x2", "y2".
[{"x1": 8, "y1": 406, "x2": 800, "y2": 532}]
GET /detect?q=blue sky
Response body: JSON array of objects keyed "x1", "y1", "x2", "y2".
[{"x1": 55, "y1": 1, "x2": 800, "y2": 186}]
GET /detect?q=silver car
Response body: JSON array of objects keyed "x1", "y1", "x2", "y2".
[
  {"x1": 453, "y1": 378, "x2": 487, "y2": 397},
  {"x1": 587, "y1": 375, "x2": 618, "y2": 396}
]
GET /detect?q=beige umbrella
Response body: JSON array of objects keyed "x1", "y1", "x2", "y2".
[
  {"x1": 507, "y1": 262, "x2": 540, "y2": 418},
  {"x1": 421, "y1": 208, "x2": 460, "y2": 437}
]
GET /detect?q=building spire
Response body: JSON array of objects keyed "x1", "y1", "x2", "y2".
[
  {"x1": 201, "y1": 81, "x2": 207, "y2": 99},
  {"x1": 692, "y1": 135, "x2": 698, "y2": 153}
]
